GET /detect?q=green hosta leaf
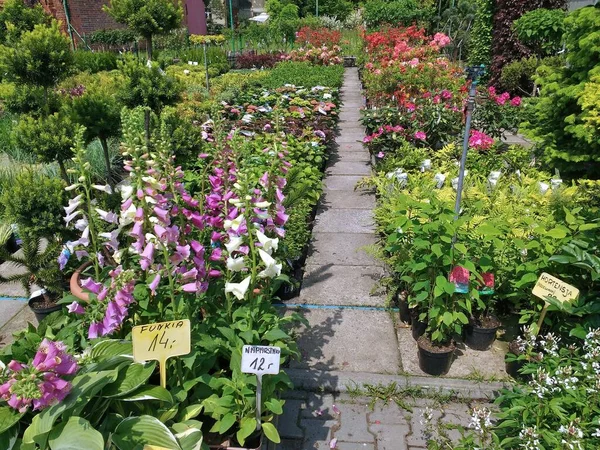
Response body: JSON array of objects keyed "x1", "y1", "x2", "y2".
[
  {"x1": 177, "y1": 404, "x2": 204, "y2": 422},
  {"x1": 261, "y1": 422, "x2": 280, "y2": 444},
  {"x1": 218, "y1": 413, "x2": 236, "y2": 434},
  {"x1": 90, "y1": 340, "x2": 132, "y2": 360},
  {"x1": 102, "y1": 361, "x2": 155, "y2": 397},
  {"x1": 172, "y1": 420, "x2": 203, "y2": 450},
  {"x1": 119, "y1": 385, "x2": 173, "y2": 403},
  {"x1": 0, "y1": 423, "x2": 19, "y2": 450},
  {"x1": 48, "y1": 416, "x2": 103, "y2": 450},
  {"x1": 236, "y1": 417, "x2": 257, "y2": 446},
  {"x1": 112, "y1": 415, "x2": 182, "y2": 450},
  {"x1": 265, "y1": 398, "x2": 284, "y2": 415},
  {"x1": 0, "y1": 407, "x2": 23, "y2": 435}
]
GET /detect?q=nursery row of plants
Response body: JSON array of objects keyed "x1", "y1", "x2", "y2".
[
  {"x1": 358, "y1": 24, "x2": 600, "y2": 448},
  {"x1": 0, "y1": 4, "x2": 348, "y2": 447}
]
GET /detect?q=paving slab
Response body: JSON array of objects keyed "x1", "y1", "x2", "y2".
[
  {"x1": 396, "y1": 327, "x2": 509, "y2": 380},
  {"x1": 305, "y1": 232, "x2": 382, "y2": 267},
  {"x1": 337, "y1": 142, "x2": 367, "y2": 153},
  {"x1": 313, "y1": 209, "x2": 374, "y2": 234},
  {"x1": 287, "y1": 308, "x2": 401, "y2": 374},
  {"x1": 298, "y1": 264, "x2": 385, "y2": 307},
  {"x1": 324, "y1": 176, "x2": 365, "y2": 192},
  {"x1": 319, "y1": 190, "x2": 375, "y2": 210},
  {"x1": 336, "y1": 132, "x2": 365, "y2": 144},
  {"x1": 0, "y1": 300, "x2": 28, "y2": 329},
  {"x1": 0, "y1": 304, "x2": 37, "y2": 349},
  {"x1": 328, "y1": 150, "x2": 369, "y2": 162},
  {"x1": 325, "y1": 160, "x2": 371, "y2": 176}
]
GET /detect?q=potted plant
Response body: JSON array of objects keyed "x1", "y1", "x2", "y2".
[
  {"x1": 0, "y1": 233, "x2": 65, "y2": 322},
  {"x1": 464, "y1": 272, "x2": 501, "y2": 351}
]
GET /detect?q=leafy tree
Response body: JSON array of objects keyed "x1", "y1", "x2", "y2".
[
  {"x1": 104, "y1": 0, "x2": 182, "y2": 60},
  {"x1": 523, "y1": 5, "x2": 600, "y2": 178},
  {"x1": 0, "y1": 21, "x2": 72, "y2": 114},
  {"x1": 514, "y1": 8, "x2": 566, "y2": 57},
  {"x1": 65, "y1": 73, "x2": 124, "y2": 180},
  {"x1": 0, "y1": 0, "x2": 50, "y2": 45},
  {"x1": 468, "y1": 0, "x2": 493, "y2": 68},
  {"x1": 12, "y1": 113, "x2": 77, "y2": 181}
]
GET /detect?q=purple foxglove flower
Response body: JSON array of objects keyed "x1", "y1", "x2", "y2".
[
  {"x1": 190, "y1": 212, "x2": 204, "y2": 229},
  {"x1": 97, "y1": 252, "x2": 106, "y2": 267},
  {"x1": 140, "y1": 243, "x2": 155, "y2": 271},
  {"x1": 97, "y1": 287, "x2": 109, "y2": 301},
  {"x1": 121, "y1": 197, "x2": 133, "y2": 211},
  {"x1": 99, "y1": 230, "x2": 120, "y2": 252},
  {"x1": 181, "y1": 267, "x2": 198, "y2": 281},
  {"x1": 67, "y1": 301, "x2": 85, "y2": 315},
  {"x1": 210, "y1": 248, "x2": 223, "y2": 261},
  {"x1": 7, "y1": 360, "x2": 24, "y2": 372},
  {"x1": 154, "y1": 224, "x2": 167, "y2": 240},
  {"x1": 190, "y1": 240, "x2": 204, "y2": 256},
  {"x1": 149, "y1": 273, "x2": 161, "y2": 295},
  {"x1": 210, "y1": 231, "x2": 222, "y2": 243},
  {"x1": 136, "y1": 189, "x2": 144, "y2": 199},
  {"x1": 275, "y1": 208, "x2": 289, "y2": 226},
  {"x1": 182, "y1": 282, "x2": 199, "y2": 293},
  {"x1": 81, "y1": 278, "x2": 102, "y2": 294},
  {"x1": 176, "y1": 245, "x2": 190, "y2": 260},
  {"x1": 275, "y1": 188, "x2": 285, "y2": 203},
  {"x1": 75, "y1": 250, "x2": 89, "y2": 260},
  {"x1": 102, "y1": 310, "x2": 120, "y2": 335},
  {"x1": 165, "y1": 226, "x2": 180, "y2": 243},
  {"x1": 88, "y1": 322, "x2": 103, "y2": 339},
  {"x1": 153, "y1": 206, "x2": 169, "y2": 223},
  {"x1": 259, "y1": 172, "x2": 269, "y2": 187},
  {"x1": 182, "y1": 193, "x2": 199, "y2": 207},
  {"x1": 208, "y1": 269, "x2": 222, "y2": 278}
]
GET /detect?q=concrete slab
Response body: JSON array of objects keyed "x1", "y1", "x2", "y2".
[
  {"x1": 0, "y1": 300, "x2": 28, "y2": 329},
  {"x1": 324, "y1": 175, "x2": 365, "y2": 191},
  {"x1": 0, "y1": 304, "x2": 37, "y2": 349},
  {"x1": 396, "y1": 327, "x2": 509, "y2": 380},
  {"x1": 337, "y1": 142, "x2": 367, "y2": 153},
  {"x1": 313, "y1": 208, "x2": 374, "y2": 234},
  {"x1": 319, "y1": 190, "x2": 376, "y2": 210},
  {"x1": 326, "y1": 160, "x2": 371, "y2": 176},
  {"x1": 287, "y1": 308, "x2": 401, "y2": 374},
  {"x1": 328, "y1": 151, "x2": 369, "y2": 162},
  {"x1": 298, "y1": 264, "x2": 385, "y2": 307},
  {"x1": 305, "y1": 232, "x2": 382, "y2": 267},
  {"x1": 336, "y1": 133, "x2": 365, "y2": 144}
]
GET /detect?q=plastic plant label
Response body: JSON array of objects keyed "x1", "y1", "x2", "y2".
[
  {"x1": 132, "y1": 319, "x2": 191, "y2": 388},
  {"x1": 532, "y1": 273, "x2": 579, "y2": 304},
  {"x1": 241, "y1": 345, "x2": 281, "y2": 375},
  {"x1": 478, "y1": 272, "x2": 495, "y2": 295},
  {"x1": 449, "y1": 266, "x2": 469, "y2": 294}
]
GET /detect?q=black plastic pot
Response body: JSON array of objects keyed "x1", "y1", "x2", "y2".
[
  {"x1": 276, "y1": 283, "x2": 300, "y2": 301},
  {"x1": 418, "y1": 338, "x2": 455, "y2": 376},
  {"x1": 410, "y1": 309, "x2": 427, "y2": 340},
  {"x1": 28, "y1": 291, "x2": 62, "y2": 323},
  {"x1": 505, "y1": 359, "x2": 527, "y2": 379},
  {"x1": 465, "y1": 323, "x2": 499, "y2": 351},
  {"x1": 397, "y1": 291, "x2": 411, "y2": 325}
]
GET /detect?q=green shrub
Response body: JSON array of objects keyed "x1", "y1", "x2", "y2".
[
  {"x1": 302, "y1": 0, "x2": 353, "y2": 21},
  {"x1": 467, "y1": 0, "x2": 493, "y2": 68},
  {"x1": 12, "y1": 113, "x2": 76, "y2": 181},
  {"x1": 73, "y1": 50, "x2": 119, "y2": 73},
  {"x1": 0, "y1": 0, "x2": 50, "y2": 45},
  {"x1": 1, "y1": 169, "x2": 66, "y2": 239},
  {"x1": 363, "y1": 0, "x2": 432, "y2": 29},
  {"x1": 500, "y1": 55, "x2": 563, "y2": 94},
  {"x1": 3, "y1": 84, "x2": 61, "y2": 116},
  {"x1": 262, "y1": 61, "x2": 344, "y2": 88},
  {"x1": 87, "y1": 28, "x2": 137, "y2": 47},
  {"x1": 513, "y1": 7, "x2": 566, "y2": 57}
]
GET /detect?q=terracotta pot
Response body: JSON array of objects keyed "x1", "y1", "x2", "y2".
[{"x1": 70, "y1": 261, "x2": 92, "y2": 302}]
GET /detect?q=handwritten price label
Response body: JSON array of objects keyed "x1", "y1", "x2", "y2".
[
  {"x1": 241, "y1": 345, "x2": 281, "y2": 375},
  {"x1": 132, "y1": 320, "x2": 191, "y2": 387},
  {"x1": 532, "y1": 273, "x2": 579, "y2": 304}
]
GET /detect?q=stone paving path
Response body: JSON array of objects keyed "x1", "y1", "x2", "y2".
[{"x1": 275, "y1": 68, "x2": 500, "y2": 449}]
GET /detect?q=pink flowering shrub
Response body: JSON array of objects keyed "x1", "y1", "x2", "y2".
[
  {"x1": 285, "y1": 45, "x2": 343, "y2": 66},
  {"x1": 0, "y1": 339, "x2": 78, "y2": 412},
  {"x1": 469, "y1": 130, "x2": 495, "y2": 150}
]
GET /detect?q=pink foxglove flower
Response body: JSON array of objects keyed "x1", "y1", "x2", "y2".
[{"x1": 67, "y1": 301, "x2": 85, "y2": 315}]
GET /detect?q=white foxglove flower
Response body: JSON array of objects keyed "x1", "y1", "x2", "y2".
[
  {"x1": 258, "y1": 249, "x2": 282, "y2": 279},
  {"x1": 255, "y1": 201, "x2": 271, "y2": 208},
  {"x1": 65, "y1": 183, "x2": 81, "y2": 191},
  {"x1": 120, "y1": 203, "x2": 137, "y2": 225},
  {"x1": 119, "y1": 184, "x2": 134, "y2": 200},
  {"x1": 95, "y1": 208, "x2": 118, "y2": 224},
  {"x1": 256, "y1": 230, "x2": 278, "y2": 254},
  {"x1": 226, "y1": 256, "x2": 247, "y2": 272},
  {"x1": 92, "y1": 184, "x2": 113, "y2": 194},
  {"x1": 224, "y1": 215, "x2": 244, "y2": 232},
  {"x1": 74, "y1": 217, "x2": 88, "y2": 231},
  {"x1": 225, "y1": 236, "x2": 243, "y2": 253},
  {"x1": 64, "y1": 210, "x2": 81, "y2": 225},
  {"x1": 63, "y1": 201, "x2": 81, "y2": 216},
  {"x1": 229, "y1": 198, "x2": 243, "y2": 207},
  {"x1": 225, "y1": 275, "x2": 251, "y2": 300}
]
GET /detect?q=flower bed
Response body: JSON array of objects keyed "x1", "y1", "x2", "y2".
[{"x1": 0, "y1": 62, "x2": 342, "y2": 448}]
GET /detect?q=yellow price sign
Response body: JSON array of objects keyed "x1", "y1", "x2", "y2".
[
  {"x1": 532, "y1": 272, "x2": 579, "y2": 304},
  {"x1": 132, "y1": 319, "x2": 191, "y2": 388}
]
